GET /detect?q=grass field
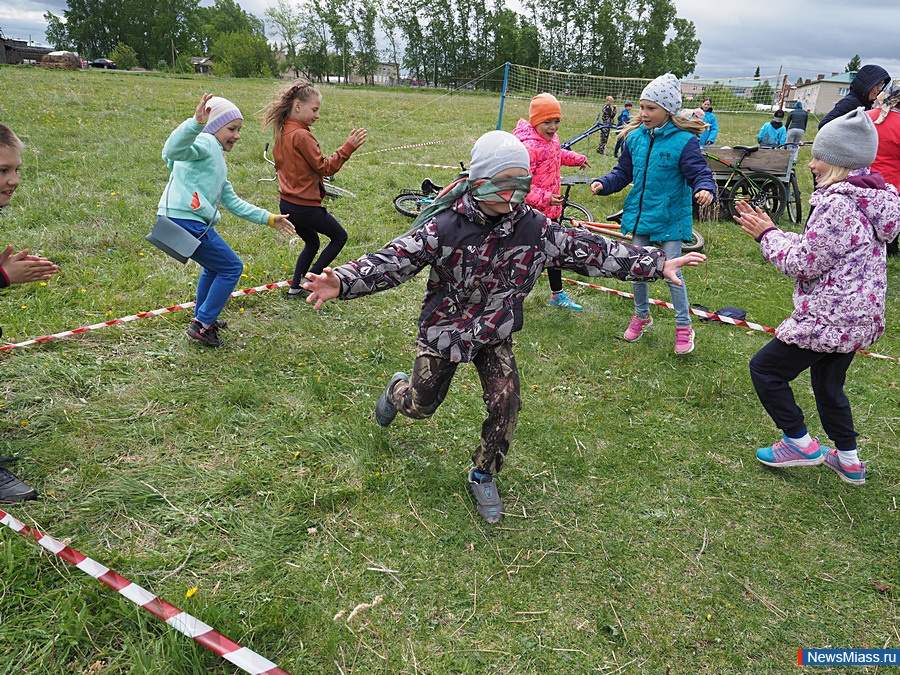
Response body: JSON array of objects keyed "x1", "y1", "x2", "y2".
[{"x1": 0, "y1": 66, "x2": 898, "y2": 674}]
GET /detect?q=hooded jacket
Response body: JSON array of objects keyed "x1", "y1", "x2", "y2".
[
  {"x1": 333, "y1": 194, "x2": 667, "y2": 363},
  {"x1": 512, "y1": 118, "x2": 587, "y2": 219},
  {"x1": 758, "y1": 168, "x2": 900, "y2": 352},
  {"x1": 758, "y1": 119, "x2": 787, "y2": 147},
  {"x1": 818, "y1": 65, "x2": 890, "y2": 129}
]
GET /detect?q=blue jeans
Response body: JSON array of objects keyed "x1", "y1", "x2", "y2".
[
  {"x1": 630, "y1": 235, "x2": 691, "y2": 327},
  {"x1": 170, "y1": 217, "x2": 243, "y2": 326}
]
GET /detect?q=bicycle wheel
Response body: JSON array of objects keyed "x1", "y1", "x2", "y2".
[
  {"x1": 726, "y1": 172, "x2": 787, "y2": 221},
  {"x1": 393, "y1": 192, "x2": 425, "y2": 218},
  {"x1": 786, "y1": 172, "x2": 803, "y2": 224},
  {"x1": 324, "y1": 183, "x2": 357, "y2": 199},
  {"x1": 682, "y1": 229, "x2": 705, "y2": 253},
  {"x1": 558, "y1": 200, "x2": 594, "y2": 227}
]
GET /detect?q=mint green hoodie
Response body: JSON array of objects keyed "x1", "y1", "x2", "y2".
[{"x1": 157, "y1": 118, "x2": 272, "y2": 227}]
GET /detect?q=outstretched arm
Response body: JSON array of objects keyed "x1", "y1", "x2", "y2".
[
  {"x1": 732, "y1": 200, "x2": 778, "y2": 240},
  {"x1": 302, "y1": 267, "x2": 340, "y2": 310}
]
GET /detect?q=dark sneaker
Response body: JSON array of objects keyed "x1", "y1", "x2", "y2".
[
  {"x1": 0, "y1": 459, "x2": 38, "y2": 503},
  {"x1": 286, "y1": 287, "x2": 310, "y2": 300},
  {"x1": 212, "y1": 320, "x2": 228, "y2": 330},
  {"x1": 185, "y1": 319, "x2": 222, "y2": 347},
  {"x1": 375, "y1": 372, "x2": 408, "y2": 427},
  {"x1": 468, "y1": 468, "x2": 503, "y2": 524}
]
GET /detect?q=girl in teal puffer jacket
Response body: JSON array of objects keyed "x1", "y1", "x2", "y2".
[{"x1": 591, "y1": 73, "x2": 716, "y2": 355}]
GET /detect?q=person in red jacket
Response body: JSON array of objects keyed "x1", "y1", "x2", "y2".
[
  {"x1": 868, "y1": 79, "x2": 900, "y2": 254},
  {"x1": 263, "y1": 79, "x2": 367, "y2": 299}
]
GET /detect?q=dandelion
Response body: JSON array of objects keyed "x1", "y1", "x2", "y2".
[
  {"x1": 293, "y1": 451, "x2": 301, "y2": 459},
  {"x1": 239, "y1": 307, "x2": 245, "y2": 313},
  {"x1": 20, "y1": 305, "x2": 26, "y2": 309},
  {"x1": 81, "y1": 289, "x2": 86, "y2": 293},
  {"x1": 20, "y1": 421, "x2": 28, "y2": 427},
  {"x1": 40, "y1": 282, "x2": 46, "y2": 287},
  {"x1": 185, "y1": 587, "x2": 198, "y2": 598},
  {"x1": 139, "y1": 252, "x2": 145, "y2": 257}
]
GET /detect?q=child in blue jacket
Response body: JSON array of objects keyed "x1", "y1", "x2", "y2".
[{"x1": 591, "y1": 73, "x2": 716, "y2": 355}]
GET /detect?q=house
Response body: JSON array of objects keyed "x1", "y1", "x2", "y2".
[
  {"x1": 190, "y1": 57, "x2": 213, "y2": 75},
  {"x1": 682, "y1": 76, "x2": 767, "y2": 102},
  {"x1": 793, "y1": 72, "x2": 853, "y2": 115},
  {"x1": 348, "y1": 62, "x2": 400, "y2": 86}
]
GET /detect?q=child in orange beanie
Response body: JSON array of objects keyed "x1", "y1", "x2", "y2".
[{"x1": 513, "y1": 93, "x2": 591, "y2": 311}]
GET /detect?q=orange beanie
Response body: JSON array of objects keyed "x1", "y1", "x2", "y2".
[{"x1": 529, "y1": 93, "x2": 561, "y2": 126}]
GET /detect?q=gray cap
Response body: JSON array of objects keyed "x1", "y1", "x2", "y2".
[
  {"x1": 469, "y1": 130, "x2": 530, "y2": 180},
  {"x1": 812, "y1": 107, "x2": 878, "y2": 169}
]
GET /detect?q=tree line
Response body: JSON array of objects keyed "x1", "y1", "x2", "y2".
[{"x1": 44, "y1": 0, "x2": 699, "y2": 83}]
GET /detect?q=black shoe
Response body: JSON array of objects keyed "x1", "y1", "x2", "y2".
[
  {"x1": 185, "y1": 319, "x2": 222, "y2": 347},
  {"x1": 286, "y1": 287, "x2": 310, "y2": 300},
  {"x1": 375, "y1": 372, "x2": 408, "y2": 427},
  {"x1": 0, "y1": 459, "x2": 37, "y2": 503}
]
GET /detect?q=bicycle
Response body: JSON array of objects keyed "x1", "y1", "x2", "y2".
[
  {"x1": 774, "y1": 141, "x2": 814, "y2": 224},
  {"x1": 259, "y1": 143, "x2": 356, "y2": 198},
  {"x1": 702, "y1": 145, "x2": 788, "y2": 221},
  {"x1": 560, "y1": 121, "x2": 617, "y2": 151},
  {"x1": 558, "y1": 176, "x2": 705, "y2": 253}
]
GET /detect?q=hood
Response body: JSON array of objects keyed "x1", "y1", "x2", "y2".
[
  {"x1": 829, "y1": 168, "x2": 900, "y2": 243},
  {"x1": 513, "y1": 117, "x2": 556, "y2": 144},
  {"x1": 851, "y1": 65, "x2": 890, "y2": 100},
  {"x1": 771, "y1": 121, "x2": 783, "y2": 129}
]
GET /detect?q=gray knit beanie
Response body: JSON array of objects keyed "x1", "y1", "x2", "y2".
[
  {"x1": 812, "y1": 107, "x2": 878, "y2": 169},
  {"x1": 468, "y1": 130, "x2": 530, "y2": 180}
]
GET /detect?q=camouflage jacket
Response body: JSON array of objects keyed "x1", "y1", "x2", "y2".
[{"x1": 335, "y1": 193, "x2": 667, "y2": 363}]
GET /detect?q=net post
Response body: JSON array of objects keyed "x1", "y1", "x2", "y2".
[{"x1": 496, "y1": 61, "x2": 510, "y2": 129}]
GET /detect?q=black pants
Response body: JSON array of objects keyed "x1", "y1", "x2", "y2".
[
  {"x1": 749, "y1": 338, "x2": 858, "y2": 448},
  {"x1": 391, "y1": 340, "x2": 522, "y2": 474},
  {"x1": 281, "y1": 200, "x2": 348, "y2": 289}
]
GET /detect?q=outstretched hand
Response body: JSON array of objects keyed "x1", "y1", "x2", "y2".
[
  {"x1": 663, "y1": 252, "x2": 707, "y2": 286},
  {"x1": 348, "y1": 128, "x2": 368, "y2": 149},
  {"x1": 194, "y1": 93, "x2": 214, "y2": 125},
  {"x1": 0, "y1": 245, "x2": 59, "y2": 284},
  {"x1": 302, "y1": 267, "x2": 340, "y2": 310},
  {"x1": 590, "y1": 180, "x2": 604, "y2": 195},
  {"x1": 732, "y1": 200, "x2": 777, "y2": 239},
  {"x1": 270, "y1": 214, "x2": 295, "y2": 236}
]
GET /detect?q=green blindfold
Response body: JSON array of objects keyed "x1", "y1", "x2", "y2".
[{"x1": 471, "y1": 175, "x2": 533, "y2": 204}]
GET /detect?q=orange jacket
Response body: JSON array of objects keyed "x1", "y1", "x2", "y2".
[{"x1": 273, "y1": 118, "x2": 356, "y2": 206}]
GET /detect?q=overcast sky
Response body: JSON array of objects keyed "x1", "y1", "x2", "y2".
[{"x1": 3, "y1": 0, "x2": 900, "y2": 83}]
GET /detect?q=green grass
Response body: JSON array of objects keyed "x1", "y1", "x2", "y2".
[{"x1": 0, "y1": 66, "x2": 898, "y2": 674}]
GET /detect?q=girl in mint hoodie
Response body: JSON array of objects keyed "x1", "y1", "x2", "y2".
[
  {"x1": 158, "y1": 94, "x2": 292, "y2": 347},
  {"x1": 513, "y1": 93, "x2": 590, "y2": 311}
]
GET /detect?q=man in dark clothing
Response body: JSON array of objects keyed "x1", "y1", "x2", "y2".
[
  {"x1": 818, "y1": 64, "x2": 890, "y2": 129},
  {"x1": 785, "y1": 102, "x2": 809, "y2": 162}
]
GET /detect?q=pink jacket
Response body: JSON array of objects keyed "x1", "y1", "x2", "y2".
[
  {"x1": 513, "y1": 118, "x2": 588, "y2": 220},
  {"x1": 759, "y1": 169, "x2": 900, "y2": 353}
]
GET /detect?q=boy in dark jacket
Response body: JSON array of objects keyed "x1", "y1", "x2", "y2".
[
  {"x1": 0, "y1": 123, "x2": 59, "y2": 503},
  {"x1": 818, "y1": 64, "x2": 890, "y2": 129},
  {"x1": 302, "y1": 131, "x2": 706, "y2": 524}
]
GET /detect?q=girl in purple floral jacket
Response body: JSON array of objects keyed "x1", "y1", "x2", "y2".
[{"x1": 734, "y1": 108, "x2": 900, "y2": 486}]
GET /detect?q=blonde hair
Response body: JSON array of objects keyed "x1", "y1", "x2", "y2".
[
  {"x1": 262, "y1": 78, "x2": 321, "y2": 136},
  {"x1": 814, "y1": 162, "x2": 852, "y2": 188},
  {"x1": 0, "y1": 123, "x2": 24, "y2": 152},
  {"x1": 616, "y1": 112, "x2": 707, "y2": 142}
]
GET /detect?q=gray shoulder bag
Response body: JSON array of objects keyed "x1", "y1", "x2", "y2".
[{"x1": 146, "y1": 176, "x2": 216, "y2": 264}]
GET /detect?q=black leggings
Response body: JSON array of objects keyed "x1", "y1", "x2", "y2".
[{"x1": 281, "y1": 199, "x2": 348, "y2": 289}]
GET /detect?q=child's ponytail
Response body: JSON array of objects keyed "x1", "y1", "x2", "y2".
[{"x1": 263, "y1": 78, "x2": 321, "y2": 137}]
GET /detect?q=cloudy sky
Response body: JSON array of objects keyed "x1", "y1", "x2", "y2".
[{"x1": 3, "y1": 0, "x2": 900, "y2": 83}]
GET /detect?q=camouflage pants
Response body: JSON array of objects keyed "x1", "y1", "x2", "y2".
[{"x1": 391, "y1": 339, "x2": 522, "y2": 474}]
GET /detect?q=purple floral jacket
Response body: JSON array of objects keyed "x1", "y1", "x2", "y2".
[
  {"x1": 759, "y1": 169, "x2": 900, "y2": 352},
  {"x1": 335, "y1": 194, "x2": 668, "y2": 363}
]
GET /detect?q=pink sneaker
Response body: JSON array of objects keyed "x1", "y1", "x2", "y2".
[
  {"x1": 675, "y1": 326, "x2": 695, "y2": 354},
  {"x1": 823, "y1": 449, "x2": 866, "y2": 485},
  {"x1": 623, "y1": 315, "x2": 653, "y2": 342}
]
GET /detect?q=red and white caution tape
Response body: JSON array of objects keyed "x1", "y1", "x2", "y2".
[
  {"x1": 357, "y1": 139, "x2": 449, "y2": 157},
  {"x1": 560, "y1": 275, "x2": 898, "y2": 363},
  {"x1": 384, "y1": 161, "x2": 458, "y2": 170},
  {"x1": 0, "y1": 280, "x2": 290, "y2": 352},
  {"x1": 0, "y1": 507, "x2": 291, "y2": 675}
]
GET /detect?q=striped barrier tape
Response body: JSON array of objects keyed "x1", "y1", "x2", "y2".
[
  {"x1": 384, "y1": 161, "x2": 458, "y2": 170},
  {"x1": 0, "y1": 507, "x2": 291, "y2": 675},
  {"x1": 357, "y1": 139, "x2": 449, "y2": 157},
  {"x1": 559, "y1": 275, "x2": 898, "y2": 363},
  {"x1": 0, "y1": 281, "x2": 290, "y2": 352}
]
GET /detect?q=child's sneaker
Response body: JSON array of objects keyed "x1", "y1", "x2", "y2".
[
  {"x1": 623, "y1": 315, "x2": 652, "y2": 341},
  {"x1": 824, "y1": 449, "x2": 866, "y2": 485},
  {"x1": 185, "y1": 319, "x2": 222, "y2": 347},
  {"x1": 375, "y1": 372, "x2": 408, "y2": 427},
  {"x1": 674, "y1": 326, "x2": 695, "y2": 354},
  {"x1": 0, "y1": 459, "x2": 37, "y2": 503},
  {"x1": 548, "y1": 291, "x2": 582, "y2": 311},
  {"x1": 756, "y1": 435, "x2": 826, "y2": 467},
  {"x1": 467, "y1": 468, "x2": 503, "y2": 524}
]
